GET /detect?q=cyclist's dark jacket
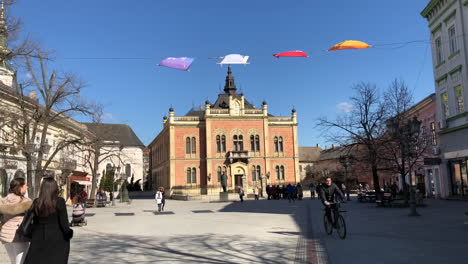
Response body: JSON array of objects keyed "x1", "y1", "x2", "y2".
[{"x1": 319, "y1": 183, "x2": 344, "y2": 205}]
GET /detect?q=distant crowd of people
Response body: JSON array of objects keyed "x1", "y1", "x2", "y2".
[{"x1": 265, "y1": 183, "x2": 304, "y2": 202}]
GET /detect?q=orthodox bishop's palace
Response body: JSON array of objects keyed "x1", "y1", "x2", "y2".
[{"x1": 148, "y1": 67, "x2": 299, "y2": 199}]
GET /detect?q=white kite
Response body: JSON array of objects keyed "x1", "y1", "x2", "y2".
[{"x1": 218, "y1": 54, "x2": 250, "y2": 65}]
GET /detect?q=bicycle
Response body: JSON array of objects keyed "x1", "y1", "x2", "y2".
[{"x1": 323, "y1": 201, "x2": 347, "y2": 239}]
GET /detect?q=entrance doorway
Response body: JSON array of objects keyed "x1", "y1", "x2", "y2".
[{"x1": 235, "y1": 174, "x2": 243, "y2": 192}]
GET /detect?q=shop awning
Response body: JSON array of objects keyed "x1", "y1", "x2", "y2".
[{"x1": 73, "y1": 180, "x2": 92, "y2": 186}]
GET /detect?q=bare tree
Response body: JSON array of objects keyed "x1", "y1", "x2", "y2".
[
  {"x1": 381, "y1": 79, "x2": 430, "y2": 206},
  {"x1": 80, "y1": 107, "x2": 125, "y2": 200},
  {"x1": 1, "y1": 50, "x2": 93, "y2": 198},
  {"x1": 318, "y1": 83, "x2": 388, "y2": 192}
]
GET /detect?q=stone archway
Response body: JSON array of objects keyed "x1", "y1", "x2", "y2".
[
  {"x1": 0, "y1": 169, "x2": 7, "y2": 197},
  {"x1": 230, "y1": 162, "x2": 248, "y2": 192}
]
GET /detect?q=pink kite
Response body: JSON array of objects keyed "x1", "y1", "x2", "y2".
[{"x1": 273, "y1": 50, "x2": 308, "y2": 58}]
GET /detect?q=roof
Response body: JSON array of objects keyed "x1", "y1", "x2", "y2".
[
  {"x1": 210, "y1": 93, "x2": 256, "y2": 110},
  {"x1": 318, "y1": 146, "x2": 349, "y2": 161},
  {"x1": 83, "y1": 123, "x2": 144, "y2": 148},
  {"x1": 421, "y1": 0, "x2": 442, "y2": 18},
  {"x1": 185, "y1": 109, "x2": 205, "y2": 117},
  {"x1": 299, "y1": 147, "x2": 321, "y2": 162}
]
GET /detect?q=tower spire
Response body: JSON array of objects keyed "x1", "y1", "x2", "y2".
[{"x1": 224, "y1": 65, "x2": 237, "y2": 95}]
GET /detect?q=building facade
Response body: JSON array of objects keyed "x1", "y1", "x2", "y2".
[
  {"x1": 148, "y1": 67, "x2": 300, "y2": 199},
  {"x1": 422, "y1": 0, "x2": 468, "y2": 198}
]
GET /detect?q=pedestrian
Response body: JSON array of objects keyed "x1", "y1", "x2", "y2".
[
  {"x1": 297, "y1": 183, "x2": 303, "y2": 200},
  {"x1": 23, "y1": 177, "x2": 73, "y2": 264},
  {"x1": 0, "y1": 178, "x2": 32, "y2": 264},
  {"x1": 238, "y1": 186, "x2": 245, "y2": 202},
  {"x1": 309, "y1": 183, "x2": 316, "y2": 199},
  {"x1": 391, "y1": 182, "x2": 398, "y2": 199},
  {"x1": 271, "y1": 185, "x2": 277, "y2": 200},
  {"x1": 109, "y1": 191, "x2": 114, "y2": 202},
  {"x1": 266, "y1": 185, "x2": 271, "y2": 200},
  {"x1": 287, "y1": 184, "x2": 295, "y2": 203},
  {"x1": 253, "y1": 186, "x2": 259, "y2": 200},
  {"x1": 155, "y1": 187, "x2": 164, "y2": 212}
]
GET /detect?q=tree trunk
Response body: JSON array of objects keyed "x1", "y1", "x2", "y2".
[
  {"x1": 90, "y1": 145, "x2": 100, "y2": 200},
  {"x1": 26, "y1": 154, "x2": 35, "y2": 199},
  {"x1": 371, "y1": 164, "x2": 380, "y2": 193}
]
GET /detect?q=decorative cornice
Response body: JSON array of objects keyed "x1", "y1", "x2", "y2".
[
  {"x1": 427, "y1": 0, "x2": 457, "y2": 28},
  {"x1": 436, "y1": 73, "x2": 448, "y2": 83},
  {"x1": 431, "y1": 23, "x2": 442, "y2": 34},
  {"x1": 439, "y1": 122, "x2": 468, "y2": 134},
  {"x1": 443, "y1": 9, "x2": 456, "y2": 24},
  {"x1": 446, "y1": 111, "x2": 468, "y2": 122},
  {"x1": 448, "y1": 50, "x2": 461, "y2": 60}
]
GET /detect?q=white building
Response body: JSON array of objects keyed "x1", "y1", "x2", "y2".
[
  {"x1": 421, "y1": 0, "x2": 468, "y2": 198},
  {"x1": 83, "y1": 123, "x2": 145, "y2": 190}
]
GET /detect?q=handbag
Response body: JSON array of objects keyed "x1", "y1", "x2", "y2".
[{"x1": 16, "y1": 207, "x2": 35, "y2": 240}]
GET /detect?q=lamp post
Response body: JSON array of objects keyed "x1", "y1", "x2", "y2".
[{"x1": 339, "y1": 155, "x2": 353, "y2": 201}]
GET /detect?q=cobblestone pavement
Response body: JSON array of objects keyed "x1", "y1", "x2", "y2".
[{"x1": 1, "y1": 197, "x2": 467, "y2": 264}]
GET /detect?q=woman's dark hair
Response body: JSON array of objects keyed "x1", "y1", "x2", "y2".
[
  {"x1": 9, "y1": 177, "x2": 26, "y2": 196},
  {"x1": 35, "y1": 177, "x2": 59, "y2": 217}
]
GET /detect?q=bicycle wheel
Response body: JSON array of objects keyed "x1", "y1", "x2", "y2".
[
  {"x1": 336, "y1": 215, "x2": 347, "y2": 239},
  {"x1": 323, "y1": 214, "x2": 333, "y2": 235}
]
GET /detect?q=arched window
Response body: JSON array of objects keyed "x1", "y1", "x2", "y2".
[
  {"x1": 125, "y1": 164, "x2": 131, "y2": 178},
  {"x1": 191, "y1": 137, "x2": 196, "y2": 154},
  {"x1": 280, "y1": 166, "x2": 285, "y2": 180},
  {"x1": 256, "y1": 165, "x2": 261, "y2": 181},
  {"x1": 186, "y1": 137, "x2": 191, "y2": 154},
  {"x1": 233, "y1": 135, "x2": 238, "y2": 151},
  {"x1": 274, "y1": 137, "x2": 279, "y2": 152},
  {"x1": 186, "y1": 168, "x2": 191, "y2": 183},
  {"x1": 250, "y1": 135, "x2": 255, "y2": 151},
  {"x1": 221, "y1": 135, "x2": 226, "y2": 152},
  {"x1": 239, "y1": 135, "x2": 244, "y2": 151},
  {"x1": 255, "y1": 135, "x2": 260, "y2": 152},
  {"x1": 275, "y1": 166, "x2": 280, "y2": 180},
  {"x1": 279, "y1": 137, "x2": 284, "y2": 152},
  {"x1": 216, "y1": 135, "x2": 221, "y2": 153},
  {"x1": 191, "y1": 168, "x2": 197, "y2": 184},
  {"x1": 217, "y1": 166, "x2": 222, "y2": 182},
  {"x1": 251, "y1": 166, "x2": 256, "y2": 181}
]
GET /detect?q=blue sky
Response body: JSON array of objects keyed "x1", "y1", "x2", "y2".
[{"x1": 10, "y1": 0, "x2": 434, "y2": 147}]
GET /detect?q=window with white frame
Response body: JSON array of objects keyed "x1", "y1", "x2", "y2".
[
  {"x1": 441, "y1": 92, "x2": 449, "y2": 118},
  {"x1": 455, "y1": 85, "x2": 464, "y2": 113},
  {"x1": 448, "y1": 25, "x2": 458, "y2": 55},
  {"x1": 435, "y1": 37, "x2": 443, "y2": 64}
]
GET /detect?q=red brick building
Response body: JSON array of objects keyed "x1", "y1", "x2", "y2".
[{"x1": 148, "y1": 67, "x2": 299, "y2": 199}]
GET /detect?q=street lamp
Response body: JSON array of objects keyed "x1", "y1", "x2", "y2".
[{"x1": 339, "y1": 155, "x2": 353, "y2": 201}]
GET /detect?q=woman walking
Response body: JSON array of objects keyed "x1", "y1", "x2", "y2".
[
  {"x1": 0, "y1": 178, "x2": 32, "y2": 264},
  {"x1": 23, "y1": 177, "x2": 73, "y2": 264},
  {"x1": 154, "y1": 187, "x2": 165, "y2": 212},
  {"x1": 155, "y1": 187, "x2": 164, "y2": 212}
]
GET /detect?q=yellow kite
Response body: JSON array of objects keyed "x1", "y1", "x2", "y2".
[{"x1": 328, "y1": 40, "x2": 371, "y2": 51}]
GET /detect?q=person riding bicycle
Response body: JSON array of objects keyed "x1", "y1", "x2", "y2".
[{"x1": 319, "y1": 177, "x2": 345, "y2": 227}]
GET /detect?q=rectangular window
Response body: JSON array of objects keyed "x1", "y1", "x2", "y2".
[
  {"x1": 455, "y1": 85, "x2": 464, "y2": 113},
  {"x1": 430, "y1": 122, "x2": 437, "y2": 146},
  {"x1": 449, "y1": 26, "x2": 458, "y2": 55},
  {"x1": 441, "y1": 92, "x2": 449, "y2": 118},
  {"x1": 435, "y1": 37, "x2": 443, "y2": 64}
]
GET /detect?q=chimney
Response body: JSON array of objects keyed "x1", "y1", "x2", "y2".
[{"x1": 316, "y1": 144, "x2": 320, "y2": 148}]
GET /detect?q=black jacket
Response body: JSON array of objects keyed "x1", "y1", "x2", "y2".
[
  {"x1": 319, "y1": 183, "x2": 344, "y2": 205},
  {"x1": 24, "y1": 197, "x2": 74, "y2": 264}
]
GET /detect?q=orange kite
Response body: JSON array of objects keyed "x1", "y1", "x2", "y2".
[{"x1": 328, "y1": 40, "x2": 371, "y2": 51}]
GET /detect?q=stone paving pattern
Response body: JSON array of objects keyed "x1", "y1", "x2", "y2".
[{"x1": 1, "y1": 197, "x2": 467, "y2": 263}]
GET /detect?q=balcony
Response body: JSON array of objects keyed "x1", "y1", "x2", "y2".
[{"x1": 227, "y1": 150, "x2": 250, "y2": 164}]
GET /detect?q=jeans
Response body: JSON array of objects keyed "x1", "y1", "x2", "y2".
[
  {"x1": 4, "y1": 242, "x2": 29, "y2": 264},
  {"x1": 324, "y1": 204, "x2": 339, "y2": 226}
]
